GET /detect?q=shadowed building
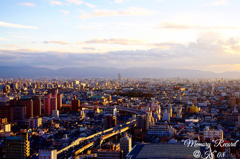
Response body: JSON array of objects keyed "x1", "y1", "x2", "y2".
[
  {"x1": 72, "y1": 96, "x2": 81, "y2": 112},
  {"x1": 5, "y1": 133, "x2": 30, "y2": 159}
]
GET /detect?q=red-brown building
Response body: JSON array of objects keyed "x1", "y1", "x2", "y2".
[
  {"x1": 32, "y1": 97, "x2": 41, "y2": 117},
  {"x1": 72, "y1": 96, "x2": 80, "y2": 112},
  {"x1": 44, "y1": 89, "x2": 62, "y2": 115},
  {"x1": 12, "y1": 105, "x2": 26, "y2": 122},
  {"x1": 10, "y1": 98, "x2": 33, "y2": 119},
  {"x1": 0, "y1": 106, "x2": 13, "y2": 123}
]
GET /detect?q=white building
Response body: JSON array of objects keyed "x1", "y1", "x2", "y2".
[
  {"x1": 118, "y1": 73, "x2": 121, "y2": 81},
  {"x1": 0, "y1": 123, "x2": 11, "y2": 132},
  {"x1": 39, "y1": 150, "x2": 57, "y2": 159},
  {"x1": 148, "y1": 124, "x2": 169, "y2": 137},
  {"x1": 203, "y1": 129, "x2": 223, "y2": 140},
  {"x1": 28, "y1": 117, "x2": 42, "y2": 128},
  {"x1": 120, "y1": 133, "x2": 132, "y2": 158},
  {"x1": 52, "y1": 110, "x2": 59, "y2": 118}
]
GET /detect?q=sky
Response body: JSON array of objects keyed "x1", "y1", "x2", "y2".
[{"x1": 0, "y1": 0, "x2": 240, "y2": 73}]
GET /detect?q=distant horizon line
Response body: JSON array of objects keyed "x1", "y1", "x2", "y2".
[{"x1": 0, "y1": 65, "x2": 240, "y2": 74}]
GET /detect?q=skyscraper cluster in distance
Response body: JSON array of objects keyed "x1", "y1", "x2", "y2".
[{"x1": 0, "y1": 75, "x2": 240, "y2": 158}]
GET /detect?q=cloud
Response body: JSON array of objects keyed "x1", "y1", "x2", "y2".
[
  {"x1": 4, "y1": 44, "x2": 19, "y2": 48},
  {"x1": 65, "y1": 0, "x2": 83, "y2": 5},
  {"x1": 0, "y1": 21, "x2": 38, "y2": 29},
  {"x1": 83, "y1": 2, "x2": 96, "y2": 8},
  {"x1": 1, "y1": 31, "x2": 240, "y2": 72},
  {"x1": 202, "y1": 0, "x2": 228, "y2": 6},
  {"x1": 79, "y1": 7, "x2": 155, "y2": 19},
  {"x1": 19, "y1": 3, "x2": 36, "y2": 6},
  {"x1": 83, "y1": 47, "x2": 96, "y2": 50},
  {"x1": 43, "y1": 41, "x2": 69, "y2": 44},
  {"x1": 12, "y1": 35, "x2": 30, "y2": 38},
  {"x1": 76, "y1": 22, "x2": 152, "y2": 31},
  {"x1": 156, "y1": 22, "x2": 238, "y2": 30},
  {"x1": 0, "y1": 37, "x2": 7, "y2": 40},
  {"x1": 59, "y1": 10, "x2": 70, "y2": 16},
  {"x1": 78, "y1": 38, "x2": 143, "y2": 45},
  {"x1": 115, "y1": 0, "x2": 124, "y2": 3},
  {"x1": 50, "y1": 1, "x2": 63, "y2": 6},
  {"x1": 65, "y1": 0, "x2": 96, "y2": 8}
]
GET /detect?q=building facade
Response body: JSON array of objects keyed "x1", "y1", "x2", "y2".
[{"x1": 5, "y1": 133, "x2": 30, "y2": 159}]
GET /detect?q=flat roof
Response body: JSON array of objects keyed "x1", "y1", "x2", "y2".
[
  {"x1": 127, "y1": 143, "x2": 207, "y2": 159},
  {"x1": 6, "y1": 136, "x2": 21, "y2": 140}
]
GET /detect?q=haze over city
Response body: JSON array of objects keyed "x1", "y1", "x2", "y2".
[
  {"x1": 2, "y1": 1, "x2": 240, "y2": 159},
  {"x1": 1, "y1": 0, "x2": 240, "y2": 73}
]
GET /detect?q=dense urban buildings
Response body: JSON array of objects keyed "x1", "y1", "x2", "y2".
[{"x1": 0, "y1": 77, "x2": 240, "y2": 158}]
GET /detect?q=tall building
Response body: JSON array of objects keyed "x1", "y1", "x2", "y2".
[
  {"x1": 16, "y1": 98, "x2": 33, "y2": 118},
  {"x1": 120, "y1": 133, "x2": 132, "y2": 158},
  {"x1": 44, "y1": 89, "x2": 62, "y2": 115},
  {"x1": 104, "y1": 107, "x2": 117, "y2": 116},
  {"x1": 32, "y1": 97, "x2": 41, "y2": 117},
  {"x1": 230, "y1": 97, "x2": 237, "y2": 107},
  {"x1": 10, "y1": 83, "x2": 19, "y2": 90},
  {"x1": 0, "y1": 118, "x2": 11, "y2": 133},
  {"x1": 0, "y1": 105, "x2": 12, "y2": 123},
  {"x1": 10, "y1": 97, "x2": 40, "y2": 118},
  {"x1": 52, "y1": 110, "x2": 59, "y2": 118},
  {"x1": 72, "y1": 96, "x2": 80, "y2": 112},
  {"x1": 104, "y1": 115, "x2": 117, "y2": 129},
  {"x1": 5, "y1": 133, "x2": 30, "y2": 159},
  {"x1": 44, "y1": 93, "x2": 57, "y2": 115},
  {"x1": 28, "y1": 117, "x2": 42, "y2": 128},
  {"x1": 136, "y1": 114, "x2": 150, "y2": 131},
  {"x1": 118, "y1": 73, "x2": 121, "y2": 81},
  {"x1": 57, "y1": 93, "x2": 62, "y2": 110},
  {"x1": 12, "y1": 105, "x2": 26, "y2": 122}
]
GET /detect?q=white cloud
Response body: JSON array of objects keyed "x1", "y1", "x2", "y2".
[
  {"x1": 0, "y1": 21, "x2": 38, "y2": 29},
  {"x1": 12, "y1": 35, "x2": 30, "y2": 38},
  {"x1": 43, "y1": 41, "x2": 69, "y2": 44},
  {"x1": 78, "y1": 38, "x2": 143, "y2": 45},
  {"x1": 4, "y1": 44, "x2": 18, "y2": 48},
  {"x1": 0, "y1": 37, "x2": 7, "y2": 40},
  {"x1": 83, "y1": 2, "x2": 96, "y2": 8},
  {"x1": 50, "y1": 1, "x2": 63, "y2": 6},
  {"x1": 202, "y1": 0, "x2": 228, "y2": 6},
  {"x1": 156, "y1": 22, "x2": 238, "y2": 30},
  {"x1": 115, "y1": 0, "x2": 124, "y2": 3},
  {"x1": 79, "y1": 7, "x2": 155, "y2": 19},
  {"x1": 2, "y1": 32, "x2": 240, "y2": 73},
  {"x1": 65, "y1": 0, "x2": 96, "y2": 8},
  {"x1": 65, "y1": 0, "x2": 83, "y2": 5},
  {"x1": 19, "y1": 3, "x2": 36, "y2": 6},
  {"x1": 59, "y1": 10, "x2": 70, "y2": 16},
  {"x1": 83, "y1": 47, "x2": 96, "y2": 50}
]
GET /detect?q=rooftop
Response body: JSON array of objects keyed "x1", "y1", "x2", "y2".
[{"x1": 127, "y1": 143, "x2": 206, "y2": 159}]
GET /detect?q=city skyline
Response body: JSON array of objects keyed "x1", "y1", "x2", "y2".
[{"x1": 1, "y1": 0, "x2": 240, "y2": 73}]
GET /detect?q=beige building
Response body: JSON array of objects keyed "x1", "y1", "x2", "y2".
[
  {"x1": 203, "y1": 129, "x2": 223, "y2": 141},
  {"x1": 120, "y1": 134, "x2": 132, "y2": 158},
  {"x1": 28, "y1": 117, "x2": 42, "y2": 128}
]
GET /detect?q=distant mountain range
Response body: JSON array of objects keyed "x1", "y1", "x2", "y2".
[{"x1": 0, "y1": 66, "x2": 239, "y2": 78}]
